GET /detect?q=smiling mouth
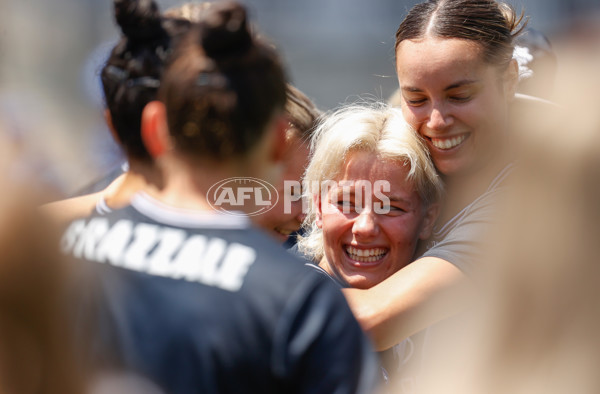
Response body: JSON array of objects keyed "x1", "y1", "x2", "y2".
[
  {"x1": 429, "y1": 133, "x2": 469, "y2": 150},
  {"x1": 345, "y1": 245, "x2": 388, "y2": 264}
]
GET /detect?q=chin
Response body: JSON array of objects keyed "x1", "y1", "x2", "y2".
[
  {"x1": 346, "y1": 276, "x2": 377, "y2": 290},
  {"x1": 435, "y1": 158, "x2": 473, "y2": 177}
]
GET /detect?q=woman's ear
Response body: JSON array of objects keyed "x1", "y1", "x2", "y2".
[
  {"x1": 504, "y1": 59, "x2": 520, "y2": 100},
  {"x1": 314, "y1": 193, "x2": 323, "y2": 229},
  {"x1": 419, "y1": 202, "x2": 440, "y2": 240},
  {"x1": 141, "y1": 101, "x2": 171, "y2": 158}
]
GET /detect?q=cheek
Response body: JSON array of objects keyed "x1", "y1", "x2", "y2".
[
  {"x1": 321, "y1": 211, "x2": 352, "y2": 242},
  {"x1": 385, "y1": 217, "x2": 423, "y2": 247},
  {"x1": 462, "y1": 93, "x2": 504, "y2": 130},
  {"x1": 401, "y1": 104, "x2": 424, "y2": 129}
]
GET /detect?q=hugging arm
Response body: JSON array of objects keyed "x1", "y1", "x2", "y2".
[{"x1": 343, "y1": 256, "x2": 471, "y2": 351}]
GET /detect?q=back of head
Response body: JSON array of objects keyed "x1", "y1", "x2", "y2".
[
  {"x1": 299, "y1": 103, "x2": 443, "y2": 260},
  {"x1": 159, "y1": 1, "x2": 286, "y2": 162},
  {"x1": 101, "y1": 0, "x2": 192, "y2": 161},
  {"x1": 395, "y1": 0, "x2": 527, "y2": 68}
]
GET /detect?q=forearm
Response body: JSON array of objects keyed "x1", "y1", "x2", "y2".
[
  {"x1": 343, "y1": 256, "x2": 469, "y2": 351},
  {"x1": 39, "y1": 192, "x2": 103, "y2": 227}
]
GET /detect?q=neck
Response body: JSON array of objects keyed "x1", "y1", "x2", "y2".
[
  {"x1": 148, "y1": 154, "x2": 270, "y2": 214},
  {"x1": 318, "y1": 255, "x2": 348, "y2": 285},
  {"x1": 318, "y1": 255, "x2": 332, "y2": 274},
  {"x1": 104, "y1": 157, "x2": 163, "y2": 210}
]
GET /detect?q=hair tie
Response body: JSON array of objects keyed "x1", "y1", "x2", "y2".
[
  {"x1": 105, "y1": 65, "x2": 129, "y2": 81},
  {"x1": 127, "y1": 77, "x2": 160, "y2": 88}
]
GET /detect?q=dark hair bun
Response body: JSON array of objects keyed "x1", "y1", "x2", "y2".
[
  {"x1": 201, "y1": 2, "x2": 252, "y2": 57},
  {"x1": 114, "y1": 0, "x2": 164, "y2": 42}
]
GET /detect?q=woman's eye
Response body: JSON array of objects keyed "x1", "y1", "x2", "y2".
[
  {"x1": 335, "y1": 199, "x2": 357, "y2": 212},
  {"x1": 449, "y1": 93, "x2": 472, "y2": 102},
  {"x1": 389, "y1": 206, "x2": 406, "y2": 214},
  {"x1": 378, "y1": 204, "x2": 406, "y2": 215},
  {"x1": 406, "y1": 98, "x2": 427, "y2": 106}
]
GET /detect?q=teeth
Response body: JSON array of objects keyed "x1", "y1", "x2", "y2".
[
  {"x1": 431, "y1": 134, "x2": 467, "y2": 150},
  {"x1": 345, "y1": 246, "x2": 387, "y2": 262}
]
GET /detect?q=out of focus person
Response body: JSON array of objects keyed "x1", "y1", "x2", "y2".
[
  {"x1": 416, "y1": 40, "x2": 600, "y2": 394},
  {"x1": 60, "y1": 2, "x2": 377, "y2": 393},
  {"x1": 253, "y1": 84, "x2": 321, "y2": 244},
  {"x1": 43, "y1": 1, "x2": 320, "y2": 248},
  {"x1": 0, "y1": 122, "x2": 82, "y2": 394},
  {"x1": 297, "y1": 103, "x2": 443, "y2": 387},
  {"x1": 41, "y1": 0, "x2": 202, "y2": 226}
]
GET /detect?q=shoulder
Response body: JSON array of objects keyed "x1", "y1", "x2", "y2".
[{"x1": 422, "y1": 166, "x2": 514, "y2": 273}]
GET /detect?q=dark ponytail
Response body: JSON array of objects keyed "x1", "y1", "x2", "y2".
[
  {"x1": 101, "y1": 0, "x2": 191, "y2": 161},
  {"x1": 160, "y1": 1, "x2": 287, "y2": 161}
]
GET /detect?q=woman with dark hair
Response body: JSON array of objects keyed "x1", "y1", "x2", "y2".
[
  {"x1": 343, "y1": 0, "x2": 531, "y2": 382},
  {"x1": 43, "y1": 3, "x2": 320, "y2": 248},
  {"x1": 41, "y1": 0, "x2": 195, "y2": 224},
  {"x1": 61, "y1": 2, "x2": 377, "y2": 393},
  {"x1": 254, "y1": 84, "x2": 322, "y2": 244}
]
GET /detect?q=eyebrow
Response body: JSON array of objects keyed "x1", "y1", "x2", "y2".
[
  {"x1": 386, "y1": 195, "x2": 415, "y2": 207},
  {"x1": 401, "y1": 79, "x2": 478, "y2": 93}
]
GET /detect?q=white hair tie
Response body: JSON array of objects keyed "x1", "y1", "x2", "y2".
[{"x1": 513, "y1": 45, "x2": 534, "y2": 81}]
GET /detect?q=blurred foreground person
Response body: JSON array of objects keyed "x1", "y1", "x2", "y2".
[
  {"x1": 0, "y1": 122, "x2": 82, "y2": 394},
  {"x1": 417, "y1": 43, "x2": 600, "y2": 394},
  {"x1": 41, "y1": 0, "x2": 198, "y2": 226},
  {"x1": 60, "y1": 2, "x2": 377, "y2": 393},
  {"x1": 43, "y1": 0, "x2": 320, "y2": 248}
]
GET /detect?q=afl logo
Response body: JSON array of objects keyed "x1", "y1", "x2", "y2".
[{"x1": 207, "y1": 177, "x2": 279, "y2": 217}]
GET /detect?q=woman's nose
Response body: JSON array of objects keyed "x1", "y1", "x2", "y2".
[
  {"x1": 352, "y1": 209, "x2": 380, "y2": 240},
  {"x1": 426, "y1": 106, "x2": 453, "y2": 131}
]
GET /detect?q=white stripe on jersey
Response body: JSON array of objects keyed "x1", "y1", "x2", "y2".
[{"x1": 131, "y1": 192, "x2": 251, "y2": 230}]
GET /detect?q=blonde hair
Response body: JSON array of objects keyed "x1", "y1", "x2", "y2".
[{"x1": 298, "y1": 103, "x2": 443, "y2": 261}]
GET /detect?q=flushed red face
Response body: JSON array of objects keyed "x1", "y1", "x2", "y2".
[
  {"x1": 316, "y1": 151, "x2": 437, "y2": 289},
  {"x1": 396, "y1": 37, "x2": 514, "y2": 176}
]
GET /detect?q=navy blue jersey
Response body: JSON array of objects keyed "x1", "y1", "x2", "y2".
[{"x1": 61, "y1": 192, "x2": 377, "y2": 394}]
